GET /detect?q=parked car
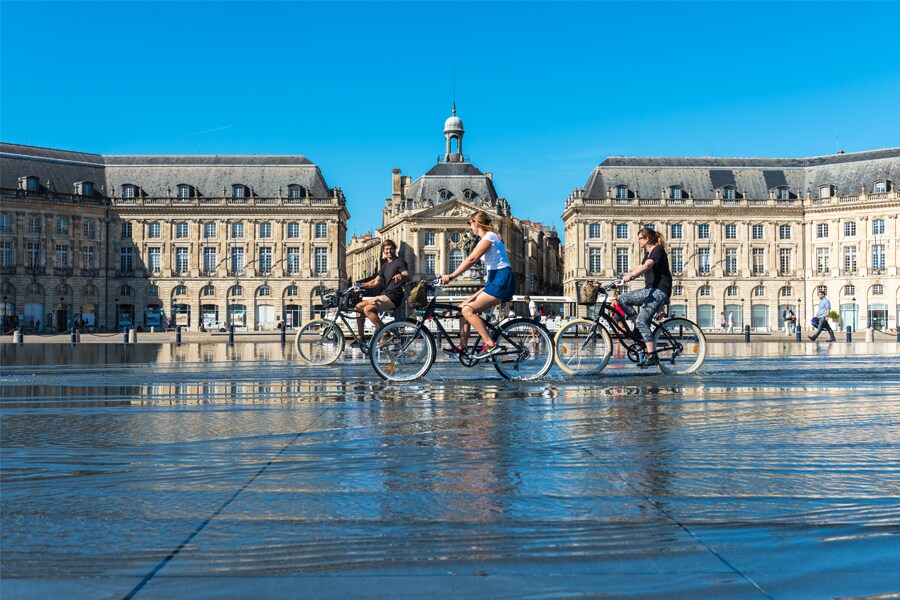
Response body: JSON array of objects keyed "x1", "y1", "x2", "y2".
[{"x1": 203, "y1": 320, "x2": 228, "y2": 332}]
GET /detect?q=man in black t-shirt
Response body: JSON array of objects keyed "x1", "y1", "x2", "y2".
[{"x1": 354, "y1": 239, "x2": 409, "y2": 343}]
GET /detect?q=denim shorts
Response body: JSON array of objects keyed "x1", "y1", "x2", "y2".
[{"x1": 482, "y1": 267, "x2": 515, "y2": 302}]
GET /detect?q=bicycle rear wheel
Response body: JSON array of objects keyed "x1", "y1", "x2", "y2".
[
  {"x1": 651, "y1": 318, "x2": 707, "y2": 375},
  {"x1": 369, "y1": 320, "x2": 436, "y2": 381},
  {"x1": 295, "y1": 318, "x2": 344, "y2": 366},
  {"x1": 553, "y1": 318, "x2": 613, "y2": 376},
  {"x1": 492, "y1": 319, "x2": 554, "y2": 380}
]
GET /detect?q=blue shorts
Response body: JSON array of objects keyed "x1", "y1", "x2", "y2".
[{"x1": 482, "y1": 267, "x2": 515, "y2": 302}]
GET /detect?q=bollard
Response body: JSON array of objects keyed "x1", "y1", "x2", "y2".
[
  {"x1": 15, "y1": 326, "x2": 23, "y2": 344},
  {"x1": 280, "y1": 325, "x2": 286, "y2": 345},
  {"x1": 228, "y1": 324, "x2": 235, "y2": 345},
  {"x1": 846, "y1": 326, "x2": 852, "y2": 343},
  {"x1": 129, "y1": 328, "x2": 137, "y2": 344},
  {"x1": 795, "y1": 326, "x2": 801, "y2": 342},
  {"x1": 123, "y1": 327, "x2": 129, "y2": 344},
  {"x1": 897, "y1": 329, "x2": 900, "y2": 343},
  {"x1": 71, "y1": 326, "x2": 78, "y2": 344},
  {"x1": 744, "y1": 324, "x2": 750, "y2": 343},
  {"x1": 865, "y1": 327, "x2": 874, "y2": 343},
  {"x1": 175, "y1": 325, "x2": 182, "y2": 345}
]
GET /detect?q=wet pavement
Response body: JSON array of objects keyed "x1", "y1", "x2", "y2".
[{"x1": 1, "y1": 342, "x2": 899, "y2": 599}]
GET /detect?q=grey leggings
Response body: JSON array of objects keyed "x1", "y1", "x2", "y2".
[{"x1": 617, "y1": 287, "x2": 668, "y2": 343}]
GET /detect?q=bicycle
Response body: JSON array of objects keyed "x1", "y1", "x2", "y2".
[
  {"x1": 368, "y1": 279, "x2": 555, "y2": 382},
  {"x1": 554, "y1": 282, "x2": 707, "y2": 375},
  {"x1": 294, "y1": 286, "x2": 373, "y2": 365}
]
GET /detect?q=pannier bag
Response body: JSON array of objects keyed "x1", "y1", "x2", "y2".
[
  {"x1": 407, "y1": 280, "x2": 429, "y2": 309},
  {"x1": 579, "y1": 280, "x2": 600, "y2": 305},
  {"x1": 321, "y1": 290, "x2": 339, "y2": 309}
]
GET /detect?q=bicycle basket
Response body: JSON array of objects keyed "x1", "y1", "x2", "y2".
[
  {"x1": 407, "y1": 280, "x2": 428, "y2": 309},
  {"x1": 321, "y1": 291, "x2": 339, "y2": 309},
  {"x1": 342, "y1": 289, "x2": 363, "y2": 311},
  {"x1": 578, "y1": 280, "x2": 600, "y2": 305}
]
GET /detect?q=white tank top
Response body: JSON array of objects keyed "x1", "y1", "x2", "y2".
[{"x1": 480, "y1": 231, "x2": 511, "y2": 270}]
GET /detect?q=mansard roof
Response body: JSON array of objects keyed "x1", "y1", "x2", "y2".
[
  {"x1": 0, "y1": 143, "x2": 106, "y2": 195},
  {"x1": 584, "y1": 148, "x2": 900, "y2": 199},
  {"x1": 405, "y1": 160, "x2": 499, "y2": 205}
]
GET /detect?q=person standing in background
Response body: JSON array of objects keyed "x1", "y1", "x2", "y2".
[{"x1": 808, "y1": 290, "x2": 836, "y2": 342}]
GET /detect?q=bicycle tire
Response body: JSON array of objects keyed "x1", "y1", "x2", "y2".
[
  {"x1": 553, "y1": 318, "x2": 613, "y2": 376},
  {"x1": 651, "y1": 318, "x2": 707, "y2": 375},
  {"x1": 492, "y1": 318, "x2": 555, "y2": 380},
  {"x1": 369, "y1": 320, "x2": 436, "y2": 381},
  {"x1": 295, "y1": 318, "x2": 344, "y2": 366}
]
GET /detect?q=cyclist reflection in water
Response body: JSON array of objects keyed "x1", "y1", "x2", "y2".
[
  {"x1": 440, "y1": 211, "x2": 515, "y2": 360},
  {"x1": 618, "y1": 226, "x2": 673, "y2": 368}
]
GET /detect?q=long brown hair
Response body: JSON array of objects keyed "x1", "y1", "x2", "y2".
[
  {"x1": 469, "y1": 210, "x2": 495, "y2": 233},
  {"x1": 639, "y1": 226, "x2": 666, "y2": 250}
]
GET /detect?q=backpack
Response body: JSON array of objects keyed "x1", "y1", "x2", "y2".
[
  {"x1": 407, "y1": 280, "x2": 429, "y2": 309},
  {"x1": 579, "y1": 281, "x2": 600, "y2": 305}
]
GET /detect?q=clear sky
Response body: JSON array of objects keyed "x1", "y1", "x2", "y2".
[{"x1": 2, "y1": 1, "x2": 899, "y2": 242}]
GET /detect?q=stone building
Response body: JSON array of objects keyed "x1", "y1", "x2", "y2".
[
  {"x1": 0, "y1": 143, "x2": 348, "y2": 332},
  {"x1": 347, "y1": 106, "x2": 562, "y2": 298},
  {"x1": 562, "y1": 149, "x2": 900, "y2": 332}
]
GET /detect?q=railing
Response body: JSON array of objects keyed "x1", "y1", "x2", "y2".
[
  {"x1": 54, "y1": 267, "x2": 73, "y2": 277},
  {"x1": 0, "y1": 188, "x2": 105, "y2": 205},
  {"x1": 110, "y1": 195, "x2": 343, "y2": 208},
  {"x1": 567, "y1": 189, "x2": 897, "y2": 208}
]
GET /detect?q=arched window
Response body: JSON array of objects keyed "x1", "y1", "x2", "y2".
[
  {"x1": 232, "y1": 184, "x2": 247, "y2": 199},
  {"x1": 615, "y1": 185, "x2": 629, "y2": 200},
  {"x1": 449, "y1": 249, "x2": 464, "y2": 272},
  {"x1": 819, "y1": 184, "x2": 833, "y2": 198},
  {"x1": 842, "y1": 284, "x2": 855, "y2": 296},
  {"x1": 726, "y1": 285, "x2": 739, "y2": 296},
  {"x1": 817, "y1": 285, "x2": 828, "y2": 295},
  {"x1": 57, "y1": 284, "x2": 72, "y2": 296},
  {"x1": 698, "y1": 285, "x2": 711, "y2": 296},
  {"x1": 257, "y1": 285, "x2": 271, "y2": 297},
  {"x1": 147, "y1": 285, "x2": 159, "y2": 297},
  {"x1": 83, "y1": 284, "x2": 98, "y2": 296},
  {"x1": 872, "y1": 284, "x2": 884, "y2": 295},
  {"x1": 287, "y1": 184, "x2": 305, "y2": 199},
  {"x1": 201, "y1": 285, "x2": 216, "y2": 297},
  {"x1": 873, "y1": 180, "x2": 889, "y2": 193},
  {"x1": 229, "y1": 285, "x2": 243, "y2": 297},
  {"x1": 753, "y1": 285, "x2": 766, "y2": 297},
  {"x1": 119, "y1": 285, "x2": 132, "y2": 297},
  {"x1": 588, "y1": 223, "x2": 601, "y2": 238},
  {"x1": 672, "y1": 285, "x2": 684, "y2": 296},
  {"x1": 177, "y1": 184, "x2": 192, "y2": 199},
  {"x1": 285, "y1": 285, "x2": 298, "y2": 297},
  {"x1": 173, "y1": 285, "x2": 187, "y2": 297},
  {"x1": 780, "y1": 286, "x2": 793, "y2": 297}
]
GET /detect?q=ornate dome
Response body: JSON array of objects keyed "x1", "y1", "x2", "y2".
[{"x1": 444, "y1": 104, "x2": 464, "y2": 134}]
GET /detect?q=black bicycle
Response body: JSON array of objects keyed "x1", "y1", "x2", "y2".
[
  {"x1": 554, "y1": 282, "x2": 707, "y2": 375},
  {"x1": 294, "y1": 286, "x2": 371, "y2": 365},
  {"x1": 368, "y1": 280, "x2": 555, "y2": 382}
]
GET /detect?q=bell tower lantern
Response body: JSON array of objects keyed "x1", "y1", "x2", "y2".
[{"x1": 443, "y1": 103, "x2": 465, "y2": 163}]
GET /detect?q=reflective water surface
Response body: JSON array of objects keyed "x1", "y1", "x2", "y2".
[{"x1": 2, "y1": 342, "x2": 899, "y2": 599}]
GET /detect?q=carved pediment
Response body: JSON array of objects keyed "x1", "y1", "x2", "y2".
[{"x1": 411, "y1": 199, "x2": 488, "y2": 220}]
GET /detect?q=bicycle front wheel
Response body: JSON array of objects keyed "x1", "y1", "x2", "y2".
[
  {"x1": 492, "y1": 319, "x2": 555, "y2": 380},
  {"x1": 295, "y1": 318, "x2": 344, "y2": 366},
  {"x1": 369, "y1": 320, "x2": 436, "y2": 381},
  {"x1": 651, "y1": 318, "x2": 707, "y2": 375},
  {"x1": 553, "y1": 318, "x2": 612, "y2": 376}
]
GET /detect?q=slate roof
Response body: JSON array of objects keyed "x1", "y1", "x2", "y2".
[
  {"x1": 404, "y1": 160, "x2": 499, "y2": 206},
  {"x1": 0, "y1": 143, "x2": 106, "y2": 195},
  {"x1": 584, "y1": 148, "x2": 900, "y2": 199}
]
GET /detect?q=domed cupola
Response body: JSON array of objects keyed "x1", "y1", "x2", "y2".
[{"x1": 444, "y1": 103, "x2": 465, "y2": 163}]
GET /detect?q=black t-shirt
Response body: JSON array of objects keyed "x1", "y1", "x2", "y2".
[
  {"x1": 378, "y1": 257, "x2": 409, "y2": 304},
  {"x1": 643, "y1": 245, "x2": 672, "y2": 297}
]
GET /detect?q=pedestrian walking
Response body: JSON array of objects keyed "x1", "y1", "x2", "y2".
[
  {"x1": 719, "y1": 311, "x2": 727, "y2": 333},
  {"x1": 726, "y1": 311, "x2": 735, "y2": 334},
  {"x1": 808, "y1": 289, "x2": 836, "y2": 342}
]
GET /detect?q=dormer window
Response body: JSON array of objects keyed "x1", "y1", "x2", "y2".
[
  {"x1": 19, "y1": 176, "x2": 40, "y2": 192},
  {"x1": 874, "y1": 180, "x2": 888, "y2": 193},
  {"x1": 75, "y1": 181, "x2": 94, "y2": 197},
  {"x1": 287, "y1": 185, "x2": 304, "y2": 199},
  {"x1": 177, "y1": 184, "x2": 192, "y2": 199},
  {"x1": 463, "y1": 189, "x2": 476, "y2": 201},
  {"x1": 819, "y1": 184, "x2": 834, "y2": 198},
  {"x1": 615, "y1": 185, "x2": 629, "y2": 200},
  {"x1": 776, "y1": 187, "x2": 790, "y2": 200},
  {"x1": 670, "y1": 186, "x2": 682, "y2": 199},
  {"x1": 122, "y1": 184, "x2": 137, "y2": 199},
  {"x1": 232, "y1": 184, "x2": 247, "y2": 199},
  {"x1": 723, "y1": 186, "x2": 736, "y2": 200},
  {"x1": 439, "y1": 189, "x2": 453, "y2": 201}
]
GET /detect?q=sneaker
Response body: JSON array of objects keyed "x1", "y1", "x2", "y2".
[
  {"x1": 473, "y1": 344, "x2": 502, "y2": 359},
  {"x1": 442, "y1": 345, "x2": 464, "y2": 357},
  {"x1": 637, "y1": 352, "x2": 659, "y2": 368},
  {"x1": 807, "y1": 335, "x2": 817, "y2": 341},
  {"x1": 828, "y1": 337, "x2": 836, "y2": 342},
  {"x1": 377, "y1": 332, "x2": 399, "y2": 349}
]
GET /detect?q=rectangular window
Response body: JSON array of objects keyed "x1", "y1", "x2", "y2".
[
  {"x1": 777, "y1": 188, "x2": 790, "y2": 200},
  {"x1": 0, "y1": 214, "x2": 12, "y2": 232},
  {"x1": 287, "y1": 247, "x2": 300, "y2": 274},
  {"x1": 259, "y1": 222, "x2": 272, "y2": 239},
  {"x1": 589, "y1": 248, "x2": 602, "y2": 274},
  {"x1": 816, "y1": 248, "x2": 829, "y2": 274},
  {"x1": 175, "y1": 222, "x2": 188, "y2": 238},
  {"x1": 0, "y1": 241, "x2": 12, "y2": 266},
  {"x1": 873, "y1": 219, "x2": 885, "y2": 235},
  {"x1": 817, "y1": 223, "x2": 829, "y2": 238},
  {"x1": 123, "y1": 185, "x2": 135, "y2": 199},
  {"x1": 122, "y1": 222, "x2": 132, "y2": 239},
  {"x1": 725, "y1": 224, "x2": 737, "y2": 240},
  {"x1": 697, "y1": 224, "x2": 710, "y2": 239},
  {"x1": 82, "y1": 245, "x2": 95, "y2": 270},
  {"x1": 287, "y1": 222, "x2": 300, "y2": 238},
  {"x1": 844, "y1": 221, "x2": 856, "y2": 237},
  {"x1": 231, "y1": 246, "x2": 245, "y2": 272},
  {"x1": 233, "y1": 186, "x2": 245, "y2": 198},
  {"x1": 424, "y1": 254, "x2": 436, "y2": 277},
  {"x1": 779, "y1": 248, "x2": 792, "y2": 274},
  {"x1": 231, "y1": 221, "x2": 244, "y2": 239},
  {"x1": 616, "y1": 187, "x2": 628, "y2": 200},
  {"x1": 288, "y1": 187, "x2": 302, "y2": 199},
  {"x1": 752, "y1": 224, "x2": 764, "y2": 240},
  {"x1": 874, "y1": 181, "x2": 887, "y2": 193},
  {"x1": 779, "y1": 225, "x2": 791, "y2": 240},
  {"x1": 843, "y1": 246, "x2": 857, "y2": 272},
  {"x1": 121, "y1": 247, "x2": 134, "y2": 273},
  {"x1": 615, "y1": 247, "x2": 629, "y2": 274},
  {"x1": 315, "y1": 247, "x2": 328, "y2": 274},
  {"x1": 83, "y1": 219, "x2": 95, "y2": 239},
  {"x1": 26, "y1": 242, "x2": 40, "y2": 268},
  {"x1": 203, "y1": 247, "x2": 217, "y2": 272},
  {"x1": 670, "y1": 223, "x2": 682, "y2": 240},
  {"x1": 148, "y1": 248, "x2": 161, "y2": 273},
  {"x1": 872, "y1": 244, "x2": 885, "y2": 271},
  {"x1": 670, "y1": 247, "x2": 683, "y2": 273},
  {"x1": 178, "y1": 185, "x2": 191, "y2": 199},
  {"x1": 55, "y1": 244, "x2": 69, "y2": 268},
  {"x1": 724, "y1": 187, "x2": 735, "y2": 200},
  {"x1": 670, "y1": 187, "x2": 682, "y2": 199},
  {"x1": 725, "y1": 248, "x2": 738, "y2": 274},
  {"x1": 204, "y1": 222, "x2": 216, "y2": 239},
  {"x1": 258, "y1": 247, "x2": 273, "y2": 272},
  {"x1": 57, "y1": 217, "x2": 69, "y2": 235},
  {"x1": 424, "y1": 231, "x2": 436, "y2": 246},
  {"x1": 28, "y1": 215, "x2": 42, "y2": 233},
  {"x1": 752, "y1": 248, "x2": 765, "y2": 274},
  {"x1": 175, "y1": 247, "x2": 189, "y2": 273},
  {"x1": 148, "y1": 222, "x2": 161, "y2": 238},
  {"x1": 616, "y1": 224, "x2": 628, "y2": 239},
  {"x1": 697, "y1": 247, "x2": 710, "y2": 274},
  {"x1": 315, "y1": 222, "x2": 328, "y2": 238}
]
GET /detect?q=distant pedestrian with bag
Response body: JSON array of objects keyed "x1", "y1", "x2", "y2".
[
  {"x1": 782, "y1": 305, "x2": 795, "y2": 336},
  {"x1": 808, "y1": 289, "x2": 836, "y2": 342}
]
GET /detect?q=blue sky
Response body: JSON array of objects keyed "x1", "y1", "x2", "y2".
[{"x1": 3, "y1": 1, "x2": 899, "y2": 241}]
